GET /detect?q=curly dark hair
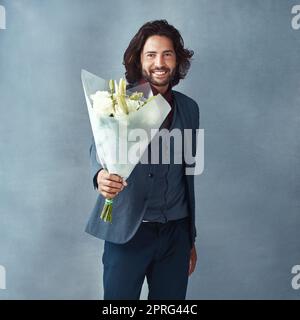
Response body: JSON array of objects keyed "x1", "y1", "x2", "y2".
[{"x1": 123, "y1": 20, "x2": 194, "y2": 87}]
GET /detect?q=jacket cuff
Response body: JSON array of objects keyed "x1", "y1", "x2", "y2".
[{"x1": 93, "y1": 169, "x2": 103, "y2": 190}]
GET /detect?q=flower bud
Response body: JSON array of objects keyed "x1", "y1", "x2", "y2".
[{"x1": 109, "y1": 79, "x2": 115, "y2": 94}]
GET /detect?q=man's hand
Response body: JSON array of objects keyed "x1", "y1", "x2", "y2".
[
  {"x1": 97, "y1": 169, "x2": 127, "y2": 199},
  {"x1": 188, "y1": 244, "x2": 197, "y2": 276}
]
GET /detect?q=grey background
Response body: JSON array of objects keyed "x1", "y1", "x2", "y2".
[{"x1": 0, "y1": 0, "x2": 299, "y2": 299}]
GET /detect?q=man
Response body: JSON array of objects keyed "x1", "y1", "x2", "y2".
[{"x1": 86, "y1": 20, "x2": 200, "y2": 300}]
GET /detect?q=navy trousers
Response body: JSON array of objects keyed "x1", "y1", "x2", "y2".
[{"x1": 102, "y1": 217, "x2": 191, "y2": 300}]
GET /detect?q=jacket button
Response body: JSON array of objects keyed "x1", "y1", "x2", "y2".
[{"x1": 148, "y1": 173, "x2": 153, "y2": 178}]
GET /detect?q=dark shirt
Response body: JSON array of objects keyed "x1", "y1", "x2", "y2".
[
  {"x1": 133, "y1": 79, "x2": 188, "y2": 223},
  {"x1": 142, "y1": 95, "x2": 189, "y2": 223}
]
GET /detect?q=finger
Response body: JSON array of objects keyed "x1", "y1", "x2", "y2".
[
  {"x1": 108, "y1": 174, "x2": 123, "y2": 183},
  {"x1": 102, "y1": 173, "x2": 128, "y2": 188},
  {"x1": 188, "y1": 260, "x2": 192, "y2": 276},
  {"x1": 101, "y1": 191, "x2": 118, "y2": 198},
  {"x1": 188, "y1": 258, "x2": 196, "y2": 276},
  {"x1": 191, "y1": 262, "x2": 195, "y2": 274},
  {"x1": 101, "y1": 185, "x2": 122, "y2": 193},
  {"x1": 189, "y1": 264, "x2": 194, "y2": 276},
  {"x1": 102, "y1": 180, "x2": 123, "y2": 189}
]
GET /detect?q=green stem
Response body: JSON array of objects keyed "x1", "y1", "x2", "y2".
[{"x1": 100, "y1": 198, "x2": 113, "y2": 223}]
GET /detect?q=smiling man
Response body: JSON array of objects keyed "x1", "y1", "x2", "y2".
[
  {"x1": 140, "y1": 35, "x2": 177, "y2": 93},
  {"x1": 86, "y1": 20, "x2": 200, "y2": 300}
]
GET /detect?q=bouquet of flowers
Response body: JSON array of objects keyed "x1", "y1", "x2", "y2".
[{"x1": 81, "y1": 70, "x2": 171, "y2": 223}]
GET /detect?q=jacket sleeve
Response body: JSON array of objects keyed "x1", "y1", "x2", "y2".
[
  {"x1": 185, "y1": 101, "x2": 200, "y2": 171},
  {"x1": 89, "y1": 139, "x2": 104, "y2": 190}
]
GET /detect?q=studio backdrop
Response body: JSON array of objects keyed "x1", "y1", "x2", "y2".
[{"x1": 0, "y1": 0, "x2": 299, "y2": 299}]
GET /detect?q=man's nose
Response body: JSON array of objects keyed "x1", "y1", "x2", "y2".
[{"x1": 154, "y1": 55, "x2": 165, "y2": 68}]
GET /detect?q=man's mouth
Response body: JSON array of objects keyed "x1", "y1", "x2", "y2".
[{"x1": 152, "y1": 70, "x2": 168, "y2": 77}]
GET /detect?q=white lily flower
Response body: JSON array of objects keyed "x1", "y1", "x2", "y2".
[
  {"x1": 82, "y1": 70, "x2": 171, "y2": 224},
  {"x1": 90, "y1": 91, "x2": 114, "y2": 117},
  {"x1": 126, "y1": 99, "x2": 140, "y2": 113}
]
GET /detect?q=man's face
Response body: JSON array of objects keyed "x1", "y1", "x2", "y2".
[{"x1": 140, "y1": 35, "x2": 177, "y2": 93}]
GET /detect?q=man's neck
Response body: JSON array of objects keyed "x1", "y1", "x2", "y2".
[
  {"x1": 151, "y1": 84, "x2": 169, "y2": 95},
  {"x1": 137, "y1": 78, "x2": 172, "y2": 96}
]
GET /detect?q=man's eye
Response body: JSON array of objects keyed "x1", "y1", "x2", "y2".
[{"x1": 147, "y1": 54, "x2": 155, "y2": 58}]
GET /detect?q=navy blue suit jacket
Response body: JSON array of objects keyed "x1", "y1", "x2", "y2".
[{"x1": 85, "y1": 90, "x2": 200, "y2": 249}]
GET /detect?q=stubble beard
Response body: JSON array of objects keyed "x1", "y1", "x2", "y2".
[{"x1": 141, "y1": 67, "x2": 176, "y2": 88}]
